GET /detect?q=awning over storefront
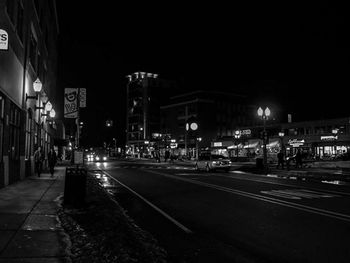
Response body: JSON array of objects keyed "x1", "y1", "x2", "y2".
[
  {"x1": 244, "y1": 140, "x2": 260, "y2": 149},
  {"x1": 266, "y1": 139, "x2": 280, "y2": 148},
  {"x1": 227, "y1": 143, "x2": 244, "y2": 149}
]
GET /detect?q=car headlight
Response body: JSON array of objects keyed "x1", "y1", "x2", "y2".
[
  {"x1": 95, "y1": 156, "x2": 100, "y2": 161},
  {"x1": 103, "y1": 156, "x2": 107, "y2": 161},
  {"x1": 212, "y1": 161, "x2": 217, "y2": 164}
]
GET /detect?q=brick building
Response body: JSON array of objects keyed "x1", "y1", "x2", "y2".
[
  {"x1": 0, "y1": 0, "x2": 62, "y2": 187},
  {"x1": 160, "y1": 90, "x2": 258, "y2": 158}
]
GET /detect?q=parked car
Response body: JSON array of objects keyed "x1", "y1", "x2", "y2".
[{"x1": 195, "y1": 154, "x2": 232, "y2": 172}]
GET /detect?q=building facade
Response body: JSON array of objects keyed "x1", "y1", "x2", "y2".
[
  {"x1": 0, "y1": 0, "x2": 61, "y2": 187},
  {"x1": 125, "y1": 71, "x2": 177, "y2": 156},
  {"x1": 160, "y1": 90, "x2": 258, "y2": 158}
]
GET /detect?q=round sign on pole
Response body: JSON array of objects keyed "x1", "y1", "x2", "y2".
[{"x1": 190, "y1": 122, "x2": 198, "y2": 131}]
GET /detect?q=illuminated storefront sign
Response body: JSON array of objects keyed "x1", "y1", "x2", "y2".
[
  {"x1": 240, "y1": 129, "x2": 252, "y2": 136},
  {"x1": 213, "y1": 142, "x2": 222, "y2": 147},
  {"x1": 321, "y1": 135, "x2": 338, "y2": 141},
  {"x1": 170, "y1": 142, "x2": 178, "y2": 149},
  {"x1": 288, "y1": 139, "x2": 305, "y2": 147},
  {"x1": 0, "y1": 29, "x2": 8, "y2": 50}
]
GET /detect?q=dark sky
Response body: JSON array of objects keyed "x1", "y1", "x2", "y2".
[{"x1": 56, "y1": 1, "x2": 350, "y2": 146}]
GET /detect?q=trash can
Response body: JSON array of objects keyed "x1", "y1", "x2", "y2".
[
  {"x1": 256, "y1": 158, "x2": 264, "y2": 169},
  {"x1": 64, "y1": 167, "x2": 87, "y2": 207}
]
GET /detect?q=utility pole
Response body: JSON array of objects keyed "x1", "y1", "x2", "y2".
[{"x1": 184, "y1": 105, "x2": 188, "y2": 157}]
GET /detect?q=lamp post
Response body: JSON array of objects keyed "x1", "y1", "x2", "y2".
[
  {"x1": 196, "y1": 137, "x2": 202, "y2": 160},
  {"x1": 234, "y1": 130, "x2": 241, "y2": 160},
  {"x1": 278, "y1": 131, "x2": 285, "y2": 155},
  {"x1": 185, "y1": 114, "x2": 198, "y2": 159},
  {"x1": 257, "y1": 107, "x2": 271, "y2": 174}
]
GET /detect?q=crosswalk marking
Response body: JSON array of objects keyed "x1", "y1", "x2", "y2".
[{"x1": 261, "y1": 189, "x2": 340, "y2": 200}]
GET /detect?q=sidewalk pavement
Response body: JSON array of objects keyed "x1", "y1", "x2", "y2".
[{"x1": 0, "y1": 165, "x2": 72, "y2": 263}]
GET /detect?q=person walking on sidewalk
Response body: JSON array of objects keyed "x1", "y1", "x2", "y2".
[
  {"x1": 295, "y1": 149, "x2": 303, "y2": 168},
  {"x1": 34, "y1": 146, "x2": 44, "y2": 177},
  {"x1": 276, "y1": 150, "x2": 285, "y2": 169},
  {"x1": 48, "y1": 147, "x2": 57, "y2": 177}
]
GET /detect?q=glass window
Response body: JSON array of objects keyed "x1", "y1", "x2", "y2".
[
  {"x1": 9, "y1": 103, "x2": 21, "y2": 161},
  {"x1": 16, "y1": 1, "x2": 24, "y2": 42},
  {"x1": 29, "y1": 32, "x2": 38, "y2": 71},
  {"x1": 6, "y1": 0, "x2": 16, "y2": 24},
  {"x1": 0, "y1": 95, "x2": 4, "y2": 162}
]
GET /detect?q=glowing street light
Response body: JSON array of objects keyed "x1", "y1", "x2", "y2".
[
  {"x1": 49, "y1": 109, "x2": 56, "y2": 118},
  {"x1": 26, "y1": 78, "x2": 43, "y2": 101},
  {"x1": 257, "y1": 106, "x2": 271, "y2": 174}
]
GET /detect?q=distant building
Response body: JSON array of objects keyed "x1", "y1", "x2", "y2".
[
  {"x1": 0, "y1": 0, "x2": 62, "y2": 187},
  {"x1": 125, "y1": 71, "x2": 177, "y2": 156},
  {"x1": 160, "y1": 90, "x2": 258, "y2": 158}
]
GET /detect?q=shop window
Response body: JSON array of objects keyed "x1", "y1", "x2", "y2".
[
  {"x1": 25, "y1": 109, "x2": 33, "y2": 160},
  {"x1": 0, "y1": 96, "x2": 4, "y2": 163},
  {"x1": 16, "y1": 1, "x2": 24, "y2": 42},
  {"x1": 9, "y1": 103, "x2": 21, "y2": 161}
]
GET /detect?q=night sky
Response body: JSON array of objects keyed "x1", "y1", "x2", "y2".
[{"x1": 56, "y1": 2, "x2": 349, "y2": 146}]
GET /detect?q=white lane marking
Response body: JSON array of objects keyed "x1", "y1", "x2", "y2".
[
  {"x1": 220, "y1": 173, "x2": 350, "y2": 197},
  {"x1": 146, "y1": 170, "x2": 350, "y2": 222},
  {"x1": 261, "y1": 190, "x2": 301, "y2": 200},
  {"x1": 260, "y1": 189, "x2": 340, "y2": 200},
  {"x1": 98, "y1": 169, "x2": 193, "y2": 234}
]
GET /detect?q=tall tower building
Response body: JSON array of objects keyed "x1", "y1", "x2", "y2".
[{"x1": 125, "y1": 71, "x2": 175, "y2": 157}]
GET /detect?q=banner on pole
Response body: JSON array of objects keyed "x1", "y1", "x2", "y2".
[
  {"x1": 64, "y1": 88, "x2": 78, "y2": 118},
  {"x1": 79, "y1": 88, "x2": 86, "y2": 108}
]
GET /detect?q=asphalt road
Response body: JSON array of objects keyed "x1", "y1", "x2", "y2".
[{"x1": 87, "y1": 160, "x2": 350, "y2": 263}]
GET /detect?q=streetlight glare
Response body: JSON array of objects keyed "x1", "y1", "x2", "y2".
[
  {"x1": 49, "y1": 109, "x2": 56, "y2": 118},
  {"x1": 33, "y1": 78, "x2": 42, "y2": 92},
  {"x1": 45, "y1": 101, "x2": 53, "y2": 111}
]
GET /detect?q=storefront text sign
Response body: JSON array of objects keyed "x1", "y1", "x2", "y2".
[
  {"x1": 64, "y1": 88, "x2": 78, "y2": 118},
  {"x1": 240, "y1": 129, "x2": 252, "y2": 136},
  {"x1": 79, "y1": 88, "x2": 86, "y2": 107},
  {"x1": 0, "y1": 29, "x2": 9, "y2": 50},
  {"x1": 321, "y1": 135, "x2": 338, "y2": 141},
  {"x1": 288, "y1": 139, "x2": 305, "y2": 147}
]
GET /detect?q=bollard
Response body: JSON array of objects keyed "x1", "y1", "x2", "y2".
[{"x1": 64, "y1": 166, "x2": 87, "y2": 207}]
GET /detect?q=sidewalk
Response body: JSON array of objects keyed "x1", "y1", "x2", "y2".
[{"x1": 0, "y1": 166, "x2": 71, "y2": 263}]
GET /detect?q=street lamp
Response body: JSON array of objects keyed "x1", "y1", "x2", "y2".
[
  {"x1": 196, "y1": 137, "x2": 202, "y2": 160},
  {"x1": 257, "y1": 107, "x2": 271, "y2": 173},
  {"x1": 185, "y1": 116, "x2": 198, "y2": 159},
  {"x1": 234, "y1": 130, "x2": 241, "y2": 160},
  {"x1": 26, "y1": 78, "x2": 42, "y2": 101}
]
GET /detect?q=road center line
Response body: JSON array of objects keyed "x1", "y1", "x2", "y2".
[
  {"x1": 98, "y1": 169, "x2": 193, "y2": 234},
  {"x1": 147, "y1": 170, "x2": 350, "y2": 222}
]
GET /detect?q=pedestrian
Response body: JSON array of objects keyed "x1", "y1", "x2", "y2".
[
  {"x1": 48, "y1": 147, "x2": 57, "y2": 177},
  {"x1": 276, "y1": 150, "x2": 284, "y2": 169},
  {"x1": 34, "y1": 146, "x2": 44, "y2": 177},
  {"x1": 164, "y1": 150, "x2": 170, "y2": 162},
  {"x1": 295, "y1": 149, "x2": 303, "y2": 168}
]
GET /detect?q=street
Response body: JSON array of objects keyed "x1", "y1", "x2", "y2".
[{"x1": 87, "y1": 159, "x2": 350, "y2": 263}]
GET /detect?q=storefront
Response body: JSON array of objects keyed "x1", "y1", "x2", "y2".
[
  {"x1": 314, "y1": 135, "x2": 350, "y2": 159},
  {"x1": 282, "y1": 134, "x2": 350, "y2": 160}
]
